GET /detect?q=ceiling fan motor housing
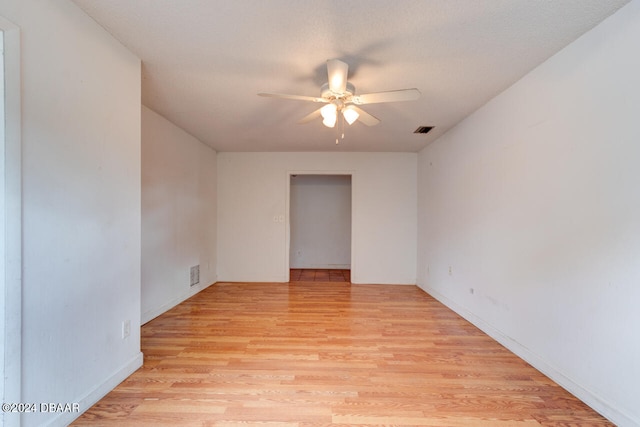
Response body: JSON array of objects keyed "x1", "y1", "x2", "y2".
[{"x1": 321, "y1": 82, "x2": 355, "y2": 101}]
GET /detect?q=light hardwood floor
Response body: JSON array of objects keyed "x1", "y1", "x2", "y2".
[
  {"x1": 290, "y1": 268, "x2": 350, "y2": 282},
  {"x1": 73, "y1": 281, "x2": 613, "y2": 426}
]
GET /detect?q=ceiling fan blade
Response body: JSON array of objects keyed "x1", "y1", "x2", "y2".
[
  {"x1": 327, "y1": 59, "x2": 348, "y2": 94},
  {"x1": 352, "y1": 88, "x2": 421, "y2": 105},
  {"x1": 258, "y1": 92, "x2": 326, "y2": 103},
  {"x1": 351, "y1": 106, "x2": 380, "y2": 126},
  {"x1": 297, "y1": 107, "x2": 323, "y2": 124}
]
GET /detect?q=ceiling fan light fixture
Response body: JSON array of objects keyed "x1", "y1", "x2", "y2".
[
  {"x1": 259, "y1": 58, "x2": 418, "y2": 134},
  {"x1": 322, "y1": 115, "x2": 337, "y2": 128},
  {"x1": 321, "y1": 103, "x2": 338, "y2": 127},
  {"x1": 320, "y1": 103, "x2": 337, "y2": 119},
  {"x1": 343, "y1": 106, "x2": 359, "y2": 125}
]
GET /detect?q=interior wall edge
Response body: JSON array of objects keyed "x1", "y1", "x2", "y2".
[{"x1": 0, "y1": 14, "x2": 22, "y2": 427}]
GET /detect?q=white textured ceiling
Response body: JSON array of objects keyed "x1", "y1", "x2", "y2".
[{"x1": 72, "y1": 0, "x2": 629, "y2": 152}]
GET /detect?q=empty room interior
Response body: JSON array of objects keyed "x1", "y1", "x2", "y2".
[{"x1": 1, "y1": 1, "x2": 639, "y2": 426}]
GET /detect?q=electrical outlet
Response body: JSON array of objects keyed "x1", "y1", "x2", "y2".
[{"x1": 122, "y1": 320, "x2": 131, "y2": 339}]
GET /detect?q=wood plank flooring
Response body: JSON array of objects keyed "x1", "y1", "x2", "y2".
[
  {"x1": 290, "y1": 268, "x2": 350, "y2": 282},
  {"x1": 73, "y1": 282, "x2": 613, "y2": 426}
]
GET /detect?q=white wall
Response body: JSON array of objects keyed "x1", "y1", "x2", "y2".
[
  {"x1": 417, "y1": 2, "x2": 640, "y2": 425},
  {"x1": 0, "y1": 1, "x2": 143, "y2": 426},
  {"x1": 218, "y1": 152, "x2": 416, "y2": 284},
  {"x1": 141, "y1": 106, "x2": 217, "y2": 323},
  {"x1": 290, "y1": 174, "x2": 351, "y2": 269}
]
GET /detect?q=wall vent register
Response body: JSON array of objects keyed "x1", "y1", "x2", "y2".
[{"x1": 190, "y1": 265, "x2": 200, "y2": 287}]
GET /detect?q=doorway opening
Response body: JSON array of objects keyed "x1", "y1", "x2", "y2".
[{"x1": 288, "y1": 174, "x2": 352, "y2": 282}]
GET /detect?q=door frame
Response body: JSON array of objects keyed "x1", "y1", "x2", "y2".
[
  {"x1": 285, "y1": 170, "x2": 355, "y2": 281},
  {"x1": 1, "y1": 16, "x2": 22, "y2": 426}
]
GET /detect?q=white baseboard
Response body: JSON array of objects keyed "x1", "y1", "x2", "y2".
[
  {"x1": 418, "y1": 283, "x2": 638, "y2": 427},
  {"x1": 47, "y1": 351, "x2": 143, "y2": 427},
  {"x1": 142, "y1": 281, "x2": 215, "y2": 324}
]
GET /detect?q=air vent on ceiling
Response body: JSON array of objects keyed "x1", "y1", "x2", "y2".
[{"x1": 414, "y1": 126, "x2": 434, "y2": 134}]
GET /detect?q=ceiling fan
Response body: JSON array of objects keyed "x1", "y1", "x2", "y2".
[{"x1": 258, "y1": 59, "x2": 420, "y2": 129}]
